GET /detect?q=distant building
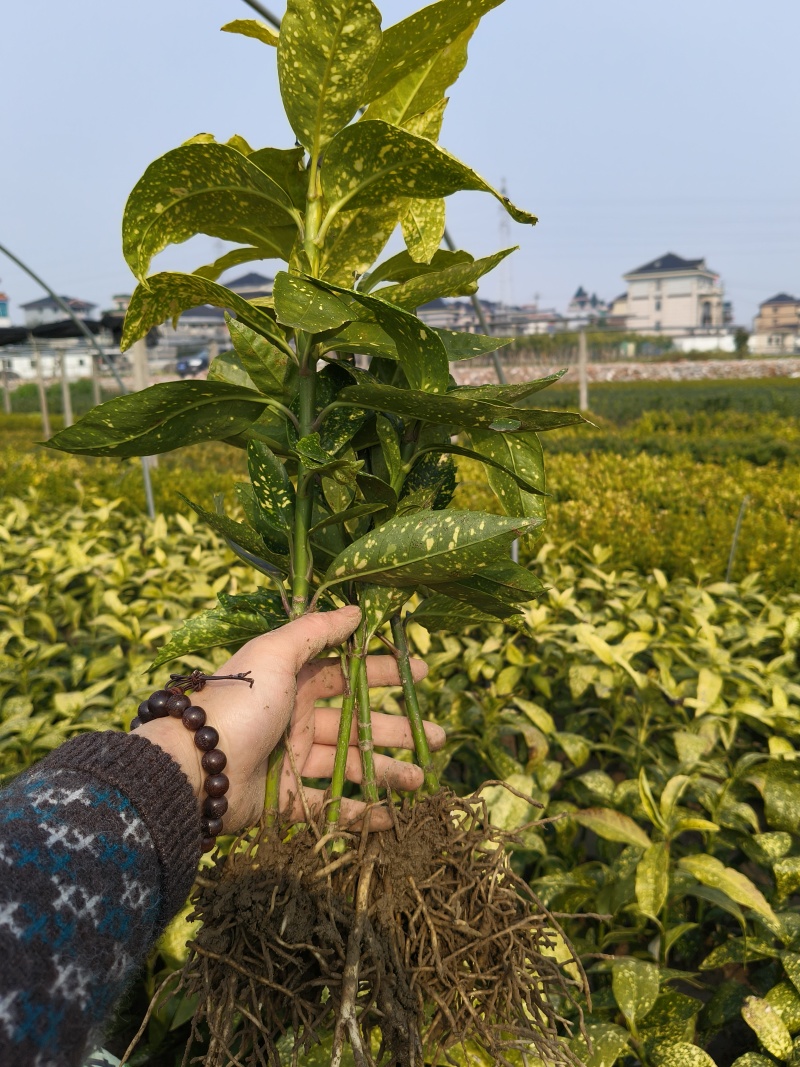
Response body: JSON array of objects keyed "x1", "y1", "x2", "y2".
[
  {"x1": 606, "y1": 293, "x2": 629, "y2": 330},
  {"x1": 0, "y1": 292, "x2": 10, "y2": 328},
  {"x1": 622, "y1": 253, "x2": 726, "y2": 336},
  {"x1": 19, "y1": 295, "x2": 97, "y2": 329},
  {"x1": 566, "y1": 287, "x2": 608, "y2": 326},
  {"x1": 752, "y1": 293, "x2": 800, "y2": 354}
]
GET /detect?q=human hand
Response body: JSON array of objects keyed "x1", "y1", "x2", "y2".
[{"x1": 139, "y1": 606, "x2": 445, "y2": 833}]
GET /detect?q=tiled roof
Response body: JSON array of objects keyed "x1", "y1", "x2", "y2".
[{"x1": 626, "y1": 253, "x2": 706, "y2": 275}]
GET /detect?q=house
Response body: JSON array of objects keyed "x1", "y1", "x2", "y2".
[
  {"x1": 0, "y1": 292, "x2": 10, "y2": 328},
  {"x1": 19, "y1": 295, "x2": 96, "y2": 329},
  {"x1": 566, "y1": 287, "x2": 608, "y2": 327},
  {"x1": 606, "y1": 294, "x2": 629, "y2": 330},
  {"x1": 751, "y1": 293, "x2": 800, "y2": 354},
  {"x1": 622, "y1": 253, "x2": 726, "y2": 336}
]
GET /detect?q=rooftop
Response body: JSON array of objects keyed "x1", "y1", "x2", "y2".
[
  {"x1": 225, "y1": 272, "x2": 274, "y2": 290},
  {"x1": 19, "y1": 295, "x2": 96, "y2": 311},
  {"x1": 626, "y1": 253, "x2": 707, "y2": 276},
  {"x1": 760, "y1": 293, "x2": 797, "y2": 306}
]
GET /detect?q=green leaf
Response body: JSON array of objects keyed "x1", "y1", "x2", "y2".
[
  {"x1": 782, "y1": 952, "x2": 800, "y2": 998},
  {"x1": 678, "y1": 855, "x2": 780, "y2": 927},
  {"x1": 641, "y1": 991, "x2": 702, "y2": 1047},
  {"x1": 273, "y1": 272, "x2": 358, "y2": 333},
  {"x1": 636, "y1": 842, "x2": 670, "y2": 919},
  {"x1": 294, "y1": 434, "x2": 363, "y2": 485},
  {"x1": 450, "y1": 371, "x2": 566, "y2": 402},
  {"x1": 432, "y1": 562, "x2": 544, "y2": 622},
  {"x1": 574, "y1": 808, "x2": 651, "y2": 849},
  {"x1": 338, "y1": 381, "x2": 584, "y2": 433},
  {"x1": 226, "y1": 316, "x2": 296, "y2": 399},
  {"x1": 469, "y1": 429, "x2": 546, "y2": 520},
  {"x1": 193, "y1": 239, "x2": 296, "y2": 281},
  {"x1": 151, "y1": 600, "x2": 284, "y2": 669},
  {"x1": 322, "y1": 119, "x2": 537, "y2": 226},
  {"x1": 121, "y1": 272, "x2": 287, "y2": 351},
  {"x1": 413, "y1": 441, "x2": 546, "y2": 500},
  {"x1": 366, "y1": 20, "x2": 476, "y2": 126},
  {"x1": 325, "y1": 317, "x2": 513, "y2": 363},
  {"x1": 410, "y1": 593, "x2": 516, "y2": 633},
  {"x1": 321, "y1": 197, "x2": 405, "y2": 287},
  {"x1": 359, "y1": 248, "x2": 471, "y2": 292},
  {"x1": 363, "y1": 0, "x2": 505, "y2": 104},
  {"x1": 358, "y1": 585, "x2": 409, "y2": 640},
  {"x1": 650, "y1": 1043, "x2": 717, "y2": 1067},
  {"x1": 612, "y1": 957, "x2": 660, "y2": 1027},
  {"x1": 742, "y1": 996, "x2": 793, "y2": 1059},
  {"x1": 278, "y1": 0, "x2": 382, "y2": 154},
  {"x1": 324, "y1": 509, "x2": 536, "y2": 589},
  {"x1": 765, "y1": 982, "x2": 800, "y2": 1035},
  {"x1": 247, "y1": 147, "x2": 309, "y2": 209},
  {"x1": 309, "y1": 277, "x2": 451, "y2": 394},
  {"x1": 46, "y1": 381, "x2": 266, "y2": 458},
  {"x1": 207, "y1": 350, "x2": 258, "y2": 391},
  {"x1": 764, "y1": 761, "x2": 800, "y2": 833},
  {"x1": 180, "y1": 495, "x2": 277, "y2": 562},
  {"x1": 401, "y1": 198, "x2": 445, "y2": 263},
  {"x1": 122, "y1": 143, "x2": 296, "y2": 282},
  {"x1": 570, "y1": 1022, "x2": 630, "y2": 1067},
  {"x1": 247, "y1": 440, "x2": 295, "y2": 539},
  {"x1": 732, "y1": 1056, "x2": 783, "y2": 1067},
  {"x1": 221, "y1": 18, "x2": 279, "y2": 46},
  {"x1": 378, "y1": 247, "x2": 515, "y2": 309},
  {"x1": 376, "y1": 416, "x2": 403, "y2": 487},
  {"x1": 310, "y1": 503, "x2": 384, "y2": 534}
]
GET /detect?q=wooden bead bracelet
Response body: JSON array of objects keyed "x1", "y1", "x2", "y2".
[{"x1": 130, "y1": 669, "x2": 254, "y2": 853}]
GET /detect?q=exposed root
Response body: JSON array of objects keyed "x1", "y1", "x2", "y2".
[{"x1": 150, "y1": 789, "x2": 588, "y2": 1067}]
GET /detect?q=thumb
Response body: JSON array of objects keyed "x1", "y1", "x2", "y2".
[{"x1": 270, "y1": 606, "x2": 362, "y2": 672}]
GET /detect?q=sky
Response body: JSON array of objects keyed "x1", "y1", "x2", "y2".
[{"x1": 1, "y1": 0, "x2": 798, "y2": 327}]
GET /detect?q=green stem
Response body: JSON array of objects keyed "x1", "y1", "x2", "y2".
[
  {"x1": 264, "y1": 744, "x2": 284, "y2": 827},
  {"x1": 355, "y1": 651, "x2": 379, "y2": 804},
  {"x1": 290, "y1": 336, "x2": 317, "y2": 618},
  {"x1": 327, "y1": 652, "x2": 360, "y2": 826},
  {"x1": 390, "y1": 614, "x2": 439, "y2": 794}
]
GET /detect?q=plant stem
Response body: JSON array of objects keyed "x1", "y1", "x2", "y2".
[
  {"x1": 289, "y1": 335, "x2": 317, "y2": 618},
  {"x1": 355, "y1": 651, "x2": 379, "y2": 804},
  {"x1": 390, "y1": 614, "x2": 439, "y2": 794},
  {"x1": 263, "y1": 744, "x2": 283, "y2": 827},
  {"x1": 327, "y1": 652, "x2": 360, "y2": 826}
]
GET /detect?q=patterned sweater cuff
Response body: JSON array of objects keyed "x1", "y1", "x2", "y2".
[{"x1": 42, "y1": 731, "x2": 201, "y2": 924}]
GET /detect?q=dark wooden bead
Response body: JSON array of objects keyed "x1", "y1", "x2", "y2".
[
  {"x1": 166, "y1": 692, "x2": 191, "y2": 718},
  {"x1": 203, "y1": 795, "x2": 228, "y2": 819},
  {"x1": 205, "y1": 774, "x2": 229, "y2": 798},
  {"x1": 194, "y1": 726, "x2": 219, "y2": 752},
  {"x1": 201, "y1": 817, "x2": 224, "y2": 837},
  {"x1": 201, "y1": 837, "x2": 216, "y2": 854},
  {"x1": 181, "y1": 706, "x2": 206, "y2": 731},
  {"x1": 130, "y1": 716, "x2": 142, "y2": 731},
  {"x1": 147, "y1": 690, "x2": 172, "y2": 717},
  {"x1": 201, "y1": 749, "x2": 226, "y2": 774},
  {"x1": 137, "y1": 699, "x2": 155, "y2": 723}
]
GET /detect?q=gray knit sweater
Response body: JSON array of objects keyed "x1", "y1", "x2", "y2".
[{"x1": 0, "y1": 731, "x2": 201, "y2": 1066}]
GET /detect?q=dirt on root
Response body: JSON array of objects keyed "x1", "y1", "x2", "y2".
[{"x1": 155, "y1": 789, "x2": 587, "y2": 1067}]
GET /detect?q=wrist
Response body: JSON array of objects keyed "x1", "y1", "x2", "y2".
[{"x1": 137, "y1": 717, "x2": 204, "y2": 806}]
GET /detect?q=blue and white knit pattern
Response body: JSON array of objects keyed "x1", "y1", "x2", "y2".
[{"x1": 0, "y1": 765, "x2": 162, "y2": 1066}]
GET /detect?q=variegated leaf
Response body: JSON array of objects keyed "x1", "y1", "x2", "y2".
[
  {"x1": 322, "y1": 120, "x2": 537, "y2": 226},
  {"x1": 278, "y1": 0, "x2": 381, "y2": 154},
  {"x1": 122, "y1": 143, "x2": 297, "y2": 281}
]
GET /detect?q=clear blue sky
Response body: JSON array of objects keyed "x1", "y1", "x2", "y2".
[{"x1": 1, "y1": 0, "x2": 797, "y2": 327}]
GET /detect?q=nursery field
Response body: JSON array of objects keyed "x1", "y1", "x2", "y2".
[{"x1": 2, "y1": 389, "x2": 800, "y2": 1066}]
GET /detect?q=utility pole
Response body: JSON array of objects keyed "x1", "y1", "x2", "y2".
[
  {"x1": 578, "y1": 328, "x2": 589, "y2": 413},
  {"x1": 91, "y1": 351, "x2": 102, "y2": 406},
  {"x1": 33, "y1": 340, "x2": 51, "y2": 439},
  {"x1": 0, "y1": 241, "x2": 156, "y2": 519},
  {"x1": 1, "y1": 362, "x2": 11, "y2": 415},
  {"x1": 60, "y1": 350, "x2": 74, "y2": 427}
]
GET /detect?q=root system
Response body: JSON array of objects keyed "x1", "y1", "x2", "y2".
[{"x1": 149, "y1": 789, "x2": 588, "y2": 1067}]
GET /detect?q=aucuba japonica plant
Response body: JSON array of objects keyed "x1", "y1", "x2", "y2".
[{"x1": 48, "y1": 1, "x2": 588, "y2": 1063}]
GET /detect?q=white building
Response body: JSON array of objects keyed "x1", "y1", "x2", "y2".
[
  {"x1": 19, "y1": 295, "x2": 97, "y2": 329},
  {"x1": 622, "y1": 253, "x2": 727, "y2": 337}
]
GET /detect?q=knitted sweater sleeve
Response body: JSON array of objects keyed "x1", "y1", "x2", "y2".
[{"x1": 0, "y1": 731, "x2": 201, "y2": 1067}]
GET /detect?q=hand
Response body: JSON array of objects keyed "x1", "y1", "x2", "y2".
[{"x1": 139, "y1": 606, "x2": 445, "y2": 833}]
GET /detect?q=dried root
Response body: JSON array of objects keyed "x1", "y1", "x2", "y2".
[{"x1": 145, "y1": 790, "x2": 588, "y2": 1067}]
